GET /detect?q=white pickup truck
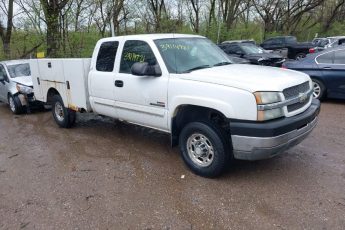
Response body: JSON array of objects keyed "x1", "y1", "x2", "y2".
[{"x1": 30, "y1": 34, "x2": 320, "y2": 177}]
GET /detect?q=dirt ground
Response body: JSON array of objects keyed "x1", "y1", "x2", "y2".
[{"x1": 0, "y1": 101, "x2": 344, "y2": 230}]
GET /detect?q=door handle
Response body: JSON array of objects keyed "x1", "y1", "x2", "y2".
[
  {"x1": 115, "y1": 80, "x2": 123, "y2": 87},
  {"x1": 323, "y1": 67, "x2": 332, "y2": 70}
]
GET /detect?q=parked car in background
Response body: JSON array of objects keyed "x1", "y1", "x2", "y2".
[
  {"x1": 312, "y1": 38, "x2": 326, "y2": 46},
  {"x1": 309, "y1": 36, "x2": 345, "y2": 54},
  {"x1": 283, "y1": 47, "x2": 345, "y2": 100},
  {"x1": 326, "y1": 36, "x2": 345, "y2": 48},
  {"x1": 218, "y1": 42, "x2": 285, "y2": 66},
  {"x1": 227, "y1": 55, "x2": 251, "y2": 64},
  {"x1": 221, "y1": 40, "x2": 256, "y2": 45},
  {"x1": 260, "y1": 36, "x2": 314, "y2": 60},
  {"x1": 0, "y1": 60, "x2": 39, "y2": 114}
]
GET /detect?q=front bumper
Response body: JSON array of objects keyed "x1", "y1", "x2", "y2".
[
  {"x1": 230, "y1": 99, "x2": 320, "y2": 160},
  {"x1": 18, "y1": 93, "x2": 42, "y2": 107}
]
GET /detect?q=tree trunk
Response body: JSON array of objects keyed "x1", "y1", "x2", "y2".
[
  {"x1": 40, "y1": 0, "x2": 70, "y2": 57},
  {"x1": 0, "y1": 0, "x2": 14, "y2": 58},
  {"x1": 46, "y1": 10, "x2": 60, "y2": 57}
]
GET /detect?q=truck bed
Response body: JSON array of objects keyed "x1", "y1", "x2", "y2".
[{"x1": 30, "y1": 58, "x2": 91, "y2": 112}]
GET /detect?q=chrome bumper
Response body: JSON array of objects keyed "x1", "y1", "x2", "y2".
[{"x1": 232, "y1": 117, "x2": 318, "y2": 161}]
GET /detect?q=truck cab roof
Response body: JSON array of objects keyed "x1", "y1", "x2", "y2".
[{"x1": 97, "y1": 33, "x2": 204, "y2": 43}]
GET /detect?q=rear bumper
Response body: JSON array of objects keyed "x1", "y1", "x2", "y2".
[{"x1": 230, "y1": 99, "x2": 320, "y2": 160}]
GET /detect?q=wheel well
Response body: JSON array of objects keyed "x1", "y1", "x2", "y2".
[
  {"x1": 310, "y1": 77, "x2": 326, "y2": 89},
  {"x1": 171, "y1": 105, "x2": 229, "y2": 147},
  {"x1": 46, "y1": 88, "x2": 60, "y2": 105}
]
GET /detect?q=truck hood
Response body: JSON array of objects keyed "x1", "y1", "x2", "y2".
[
  {"x1": 11, "y1": 76, "x2": 33, "y2": 87},
  {"x1": 179, "y1": 64, "x2": 310, "y2": 92}
]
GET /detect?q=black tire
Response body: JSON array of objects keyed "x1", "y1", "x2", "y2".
[
  {"x1": 179, "y1": 121, "x2": 231, "y2": 178},
  {"x1": 8, "y1": 94, "x2": 24, "y2": 115},
  {"x1": 312, "y1": 79, "x2": 326, "y2": 100},
  {"x1": 52, "y1": 94, "x2": 76, "y2": 128},
  {"x1": 295, "y1": 53, "x2": 306, "y2": 60}
]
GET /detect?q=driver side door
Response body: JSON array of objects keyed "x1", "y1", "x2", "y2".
[{"x1": 114, "y1": 40, "x2": 169, "y2": 131}]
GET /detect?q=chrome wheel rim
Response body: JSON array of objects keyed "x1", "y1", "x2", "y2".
[
  {"x1": 54, "y1": 102, "x2": 65, "y2": 122},
  {"x1": 313, "y1": 81, "x2": 321, "y2": 98},
  {"x1": 187, "y1": 133, "x2": 214, "y2": 167},
  {"x1": 9, "y1": 97, "x2": 16, "y2": 112},
  {"x1": 296, "y1": 54, "x2": 305, "y2": 60}
]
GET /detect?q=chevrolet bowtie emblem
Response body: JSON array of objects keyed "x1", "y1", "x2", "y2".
[{"x1": 299, "y1": 93, "x2": 308, "y2": 103}]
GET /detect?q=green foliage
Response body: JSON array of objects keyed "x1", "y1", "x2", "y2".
[
  {"x1": 1, "y1": 19, "x2": 345, "y2": 61},
  {"x1": 322, "y1": 21, "x2": 345, "y2": 37},
  {"x1": 0, "y1": 30, "x2": 45, "y2": 61}
]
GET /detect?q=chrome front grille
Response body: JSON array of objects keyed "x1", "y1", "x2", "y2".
[
  {"x1": 287, "y1": 98, "x2": 310, "y2": 112},
  {"x1": 283, "y1": 81, "x2": 310, "y2": 100},
  {"x1": 283, "y1": 81, "x2": 311, "y2": 113}
]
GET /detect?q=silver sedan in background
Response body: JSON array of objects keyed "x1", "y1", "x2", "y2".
[{"x1": 0, "y1": 60, "x2": 40, "y2": 114}]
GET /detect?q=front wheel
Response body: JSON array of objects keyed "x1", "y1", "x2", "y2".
[
  {"x1": 312, "y1": 79, "x2": 326, "y2": 100},
  {"x1": 8, "y1": 94, "x2": 24, "y2": 114},
  {"x1": 52, "y1": 94, "x2": 76, "y2": 128},
  {"x1": 179, "y1": 121, "x2": 231, "y2": 178}
]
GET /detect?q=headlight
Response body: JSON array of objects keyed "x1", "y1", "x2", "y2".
[
  {"x1": 254, "y1": 91, "x2": 284, "y2": 121},
  {"x1": 254, "y1": 92, "x2": 281, "y2": 104},
  {"x1": 16, "y1": 84, "x2": 33, "y2": 94}
]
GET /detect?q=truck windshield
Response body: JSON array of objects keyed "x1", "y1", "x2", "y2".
[
  {"x1": 7, "y1": 63, "x2": 31, "y2": 78},
  {"x1": 154, "y1": 37, "x2": 231, "y2": 73}
]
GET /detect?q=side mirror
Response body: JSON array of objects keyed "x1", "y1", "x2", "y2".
[
  {"x1": 131, "y1": 62, "x2": 162, "y2": 77},
  {"x1": 0, "y1": 74, "x2": 5, "y2": 82}
]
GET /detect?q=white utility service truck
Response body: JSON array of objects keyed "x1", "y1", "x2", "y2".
[{"x1": 30, "y1": 34, "x2": 320, "y2": 177}]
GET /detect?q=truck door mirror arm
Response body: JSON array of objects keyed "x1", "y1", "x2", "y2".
[{"x1": 131, "y1": 62, "x2": 162, "y2": 77}]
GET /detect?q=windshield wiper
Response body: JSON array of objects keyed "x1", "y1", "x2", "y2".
[
  {"x1": 213, "y1": 62, "x2": 232, "y2": 67},
  {"x1": 183, "y1": 65, "x2": 211, "y2": 73}
]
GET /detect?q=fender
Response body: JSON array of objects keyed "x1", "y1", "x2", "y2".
[{"x1": 170, "y1": 96, "x2": 234, "y2": 118}]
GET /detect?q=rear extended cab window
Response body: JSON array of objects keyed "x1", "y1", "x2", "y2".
[{"x1": 96, "y1": 41, "x2": 119, "y2": 72}]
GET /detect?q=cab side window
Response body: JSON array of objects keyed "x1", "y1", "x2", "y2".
[
  {"x1": 96, "y1": 41, "x2": 119, "y2": 72},
  {"x1": 120, "y1": 40, "x2": 157, "y2": 74}
]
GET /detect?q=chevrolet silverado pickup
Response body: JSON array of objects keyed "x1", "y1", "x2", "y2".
[{"x1": 30, "y1": 34, "x2": 320, "y2": 177}]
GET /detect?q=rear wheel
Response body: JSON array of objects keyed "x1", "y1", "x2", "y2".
[
  {"x1": 295, "y1": 53, "x2": 306, "y2": 60},
  {"x1": 179, "y1": 121, "x2": 231, "y2": 178},
  {"x1": 8, "y1": 94, "x2": 24, "y2": 115},
  {"x1": 312, "y1": 79, "x2": 326, "y2": 100},
  {"x1": 52, "y1": 94, "x2": 76, "y2": 128}
]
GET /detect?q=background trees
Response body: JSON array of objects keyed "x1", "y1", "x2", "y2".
[{"x1": 1, "y1": 0, "x2": 345, "y2": 59}]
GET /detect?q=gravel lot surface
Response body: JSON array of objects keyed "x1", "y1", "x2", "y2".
[{"x1": 0, "y1": 101, "x2": 344, "y2": 229}]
